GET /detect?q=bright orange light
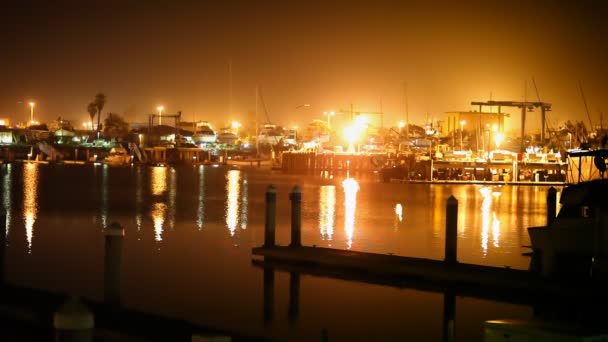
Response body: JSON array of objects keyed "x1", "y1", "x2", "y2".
[
  {"x1": 398, "y1": 121, "x2": 405, "y2": 128},
  {"x1": 494, "y1": 133, "x2": 504, "y2": 148}
]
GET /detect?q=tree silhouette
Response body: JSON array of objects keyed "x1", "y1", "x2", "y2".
[
  {"x1": 103, "y1": 113, "x2": 129, "y2": 141},
  {"x1": 94, "y1": 93, "x2": 106, "y2": 132},
  {"x1": 87, "y1": 102, "x2": 97, "y2": 131}
]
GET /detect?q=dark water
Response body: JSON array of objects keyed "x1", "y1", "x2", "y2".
[{"x1": 1, "y1": 162, "x2": 556, "y2": 340}]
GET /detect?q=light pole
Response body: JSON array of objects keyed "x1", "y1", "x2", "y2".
[
  {"x1": 29, "y1": 102, "x2": 35, "y2": 125},
  {"x1": 157, "y1": 106, "x2": 164, "y2": 125},
  {"x1": 460, "y1": 120, "x2": 466, "y2": 150},
  {"x1": 323, "y1": 111, "x2": 335, "y2": 129}
]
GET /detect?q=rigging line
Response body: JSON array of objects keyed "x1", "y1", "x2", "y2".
[
  {"x1": 579, "y1": 81, "x2": 594, "y2": 131},
  {"x1": 257, "y1": 86, "x2": 272, "y2": 124},
  {"x1": 532, "y1": 76, "x2": 553, "y2": 132}
]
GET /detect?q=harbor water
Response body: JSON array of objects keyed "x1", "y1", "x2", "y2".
[{"x1": 1, "y1": 162, "x2": 552, "y2": 340}]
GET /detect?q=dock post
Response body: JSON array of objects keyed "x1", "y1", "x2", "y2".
[
  {"x1": 546, "y1": 187, "x2": 557, "y2": 227},
  {"x1": 0, "y1": 211, "x2": 6, "y2": 283},
  {"x1": 263, "y1": 266, "x2": 275, "y2": 326},
  {"x1": 445, "y1": 196, "x2": 458, "y2": 264},
  {"x1": 289, "y1": 186, "x2": 302, "y2": 248},
  {"x1": 288, "y1": 271, "x2": 300, "y2": 325},
  {"x1": 104, "y1": 222, "x2": 124, "y2": 307},
  {"x1": 264, "y1": 185, "x2": 277, "y2": 247},
  {"x1": 53, "y1": 296, "x2": 94, "y2": 342},
  {"x1": 442, "y1": 289, "x2": 456, "y2": 342}
]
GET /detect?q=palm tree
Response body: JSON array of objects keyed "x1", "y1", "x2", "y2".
[
  {"x1": 94, "y1": 93, "x2": 106, "y2": 132},
  {"x1": 87, "y1": 102, "x2": 97, "y2": 131},
  {"x1": 103, "y1": 113, "x2": 129, "y2": 141}
]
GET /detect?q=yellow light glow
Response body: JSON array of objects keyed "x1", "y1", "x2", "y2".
[
  {"x1": 395, "y1": 203, "x2": 403, "y2": 222},
  {"x1": 226, "y1": 170, "x2": 241, "y2": 236},
  {"x1": 151, "y1": 202, "x2": 167, "y2": 242},
  {"x1": 23, "y1": 163, "x2": 38, "y2": 253},
  {"x1": 197, "y1": 165, "x2": 205, "y2": 230},
  {"x1": 494, "y1": 133, "x2": 504, "y2": 149},
  {"x1": 151, "y1": 166, "x2": 167, "y2": 195},
  {"x1": 398, "y1": 121, "x2": 405, "y2": 128},
  {"x1": 342, "y1": 177, "x2": 359, "y2": 249},
  {"x1": 231, "y1": 121, "x2": 240, "y2": 129},
  {"x1": 319, "y1": 185, "x2": 336, "y2": 243},
  {"x1": 29, "y1": 102, "x2": 35, "y2": 108},
  {"x1": 479, "y1": 186, "x2": 501, "y2": 255}
]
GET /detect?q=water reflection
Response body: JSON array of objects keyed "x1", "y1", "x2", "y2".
[
  {"x1": 23, "y1": 163, "x2": 39, "y2": 253},
  {"x1": 2, "y1": 164, "x2": 13, "y2": 238},
  {"x1": 135, "y1": 167, "x2": 143, "y2": 231},
  {"x1": 152, "y1": 202, "x2": 167, "y2": 242},
  {"x1": 240, "y1": 177, "x2": 248, "y2": 230},
  {"x1": 319, "y1": 185, "x2": 336, "y2": 243},
  {"x1": 479, "y1": 186, "x2": 501, "y2": 256},
  {"x1": 151, "y1": 166, "x2": 167, "y2": 196},
  {"x1": 197, "y1": 165, "x2": 205, "y2": 230},
  {"x1": 394, "y1": 203, "x2": 403, "y2": 230},
  {"x1": 342, "y1": 177, "x2": 359, "y2": 249},
  {"x1": 101, "y1": 165, "x2": 108, "y2": 229},
  {"x1": 149, "y1": 166, "x2": 170, "y2": 242},
  {"x1": 226, "y1": 170, "x2": 241, "y2": 236}
]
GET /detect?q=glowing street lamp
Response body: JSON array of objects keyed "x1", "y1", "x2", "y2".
[
  {"x1": 494, "y1": 132, "x2": 504, "y2": 149},
  {"x1": 157, "y1": 105, "x2": 164, "y2": 125},
  {"x1": 231, "y1": 121, "x2": 241, "y2": 135},
  {"x1": 323, "y1": 111, "x2": 335, "y2": 129},
  {"x1": 29, "y1": 102, "x2": 35, "y2": 125},
  {"x1": 460, "y1": 120, "x2": 466, "y2": 150}
]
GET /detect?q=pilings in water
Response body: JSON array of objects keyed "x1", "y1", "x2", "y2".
[
  {"x1": 0, "y1": 211, "x2": 6, "y2": 284},
  {"x1": 264, "y1": 185, "x2": 277, "y2": 248},
  {"x1": 281, "y1": 152, "x2": 379, "y2": 174},
  {"x1": 444, "y1": 196, "x2": 458, "y2": 264},
  {"x1": 289, "y1": 186, "x2": 302, "y2": 248},
  {"x1": 546, "y1": 187, "x2": 557, "y2": 226},
  {"x1": 104, "y1": 222, "x2": 124, "y2": 307}
]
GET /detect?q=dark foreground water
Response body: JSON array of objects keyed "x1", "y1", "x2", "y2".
[{"x1": 1, "y1": 162, "x2": 556, "y2": 340}]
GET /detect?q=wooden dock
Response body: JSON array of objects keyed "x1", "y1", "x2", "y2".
[
  {"x1": 252, "y1": 246, "x2": 607, "y2": 305},
  {"x1": 254, "y1": 185, "x2": 608, "y2": 310}
]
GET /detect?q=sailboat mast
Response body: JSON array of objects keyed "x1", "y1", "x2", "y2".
[
  {"x1": 229, "y1": 59, "x2": 233, "y2": 117},
  {"x1": 404, "y1": 81, "x2": 409, "y2": 138},
  {"x1": 255, "y1": 85, "x2": 259, "y2": 157}
]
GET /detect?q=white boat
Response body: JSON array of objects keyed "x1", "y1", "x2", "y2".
[
  {"x1": 192, "y1": 121, "x2": 217, "y2": 144},
  {"x1": 258, "y1": 124, "x2": 283, "y2": 145},
  {"x1": 217, "y1": 131, "x2": 238, "y2": 145},
  {"x1": 104, "y1": 146, "x2": 131, "y2": 166}
]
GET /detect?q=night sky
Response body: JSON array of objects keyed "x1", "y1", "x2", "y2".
[{"x1": 1, "y1": 0, "x2": 606, "y2": 132}]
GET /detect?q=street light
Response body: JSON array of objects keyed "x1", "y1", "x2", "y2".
[
  {"x1": 460, "y1": 120, "x2": 466, "y2": 150},
  {"x1": 323, "y1": 111, "x2": 335, "y2": 129},
  {"x1": 29, "y1": 102, "x2": 35, "y2": 125},
  {"x1": 231, "y1": 121, "x2": 241, "y2": 135},
  {"x1": 157, "y1": 105, "x2": 164, "y2": 125}
]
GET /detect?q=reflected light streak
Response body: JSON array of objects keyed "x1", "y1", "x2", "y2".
[
  {"x1": 135, "y1": 167, "x2": 143, "y2": 231},
  {"x1": 101, "y1": 165, "x2": 108, "y2": 229},
  {"x1": 197, "y1": 165, "x2": 205, "y2": 230},
  {"x1": 3, "y1": 164, "x2": 13, "y2": 238},
  {"x1": 319, "y1": 185, "x2": 336, "y2": 242},
  {"x1": 151, "y1": 202, "x2": 167, "y2": 242},
  {"x1": 240, "y1": 177, "x2": 248, "y2": 230},
  {"x1": 479, "y1": 186, "x2": 501, "y2": 255},
  {"x1": 168, "y1": 168, "x2": 177, "y2": 230},
  {"x1": 342, "y1": 178, "x2": 359, "y2": 249},
  {"x1": 23, "y1": 163, "x2": 39, "y2": 253},
  {"x1": 395, "y1": 203, "x2": 403, "y2": 222},
  {"x1": 225, "y1": 170, "x2": 241, "y2": 236},
  {"x1": 151, "y1": 166, "x2": 167, "y2": 195}
]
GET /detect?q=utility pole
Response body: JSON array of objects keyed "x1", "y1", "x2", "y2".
[{"x1": 256, "y1": 85, "x2": 259, "y2": 158}]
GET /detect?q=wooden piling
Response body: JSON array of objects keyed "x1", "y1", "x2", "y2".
[
  {"x1": 289, "y1": 186, "x2": 302, "y2": 248},
  {"x1": 546, "y1": 187, "x2": 557, "y2": 227},
  {"x1": 53, "y1": 296, "x2": 94, "y2": 342},
  {"x1": 263, "y1": 266, "x2": 275, "y2": 326},
  {"x1": 104, "y1": 222, "x2": 124, "y2": 306},
  {"x1": 288, "y1": 271, "x2": 300, "y2": 324},
  {"x1": 445, "y1": 196, "x2": 458, "y2": 264},
  {"x1": 0, "y1": 211, "x2": 6, "y2": 283},
  {"x1": 264, "y1": 185, "x2": 277, "y2": 248}
]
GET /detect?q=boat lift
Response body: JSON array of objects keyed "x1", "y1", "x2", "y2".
[{"x1": 471, "y1": 100, "x2": 552, "y2": 152}]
